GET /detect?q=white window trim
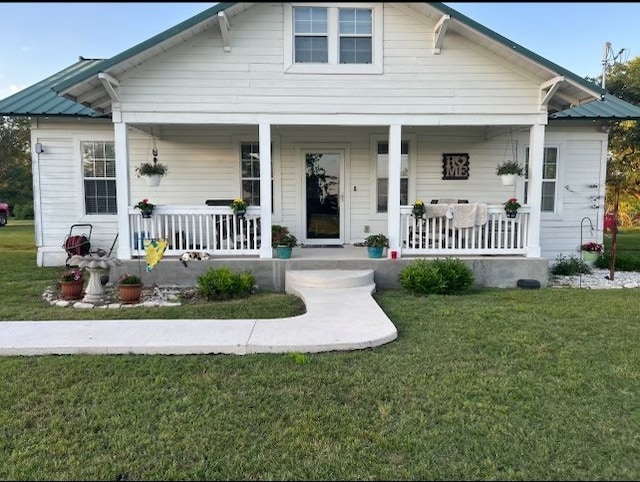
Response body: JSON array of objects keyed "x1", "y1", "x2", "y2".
[
  {"x1": 522, "y1": 143, "x2": 562, "y2": 219},
  {"x1": 80, "y1": 139, "x2": 118, "y2": 218},
  {"x1": 369, "y1": 133, "x2": 417, "y2": 217},
  {"x1": 284, "y1": 3, "x2": 384, "y2": 75},
  {"x1": 233, "y1": 134, "x2": 281, "y2": 221}
]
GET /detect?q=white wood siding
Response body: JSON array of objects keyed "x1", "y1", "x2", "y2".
[
  {"x1": 116, "y1": 3, "x2": 540, "y2": 119},
  {"x1": 32, "y1": 120, "x2": 115, "y2": 266}
]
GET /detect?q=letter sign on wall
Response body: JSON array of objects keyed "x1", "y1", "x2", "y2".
[{"x1": 442, "y1": 153, "x2": 470, "y2": 180}]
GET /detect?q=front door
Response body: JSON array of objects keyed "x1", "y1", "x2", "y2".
[{"x1": 304, "y1": 151, "x2": 343, "y2": 244}]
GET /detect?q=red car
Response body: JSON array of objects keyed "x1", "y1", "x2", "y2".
[{"x1": 0, "y1": 203, "x2": 8, "y2": 227}]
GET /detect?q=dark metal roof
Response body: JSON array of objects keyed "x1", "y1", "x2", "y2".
[
  {"x1": 0, "y1": 58, "x2": 106, "y2": 117},
  {"x1": 549, "y1": 93, "x2": 640, "y2": 120}
]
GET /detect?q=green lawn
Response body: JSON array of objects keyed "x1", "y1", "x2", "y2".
[{"x1": 1, "y1": 221, "x2": 639, "y2": 480}]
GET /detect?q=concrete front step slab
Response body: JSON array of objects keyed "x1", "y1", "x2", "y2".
[{"x1": 285, "y1": 269, "x2": 374, "y2": 291}]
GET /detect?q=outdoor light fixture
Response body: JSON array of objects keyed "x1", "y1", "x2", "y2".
[{"x1": 35, "y1": 142, "x2": 44, "y2": 154}]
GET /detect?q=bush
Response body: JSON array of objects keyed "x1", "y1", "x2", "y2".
[
  {"x1": 595, "y1": 252, "x2": 640, "y2": 272},
  {"x1": 432, "y1": 258, "x2": 475, "y2": 293},
  {"x1": 399, "y1": 258, "x2": 474, "y2": 295},
  {"x1": 13, "y1": 203, "x2": 34, "y2": 219},
  {"x1": 197, "y1": 267, "x2": 255, "y2": 301},
  {"x1": 551, "y1": 254, "x2": 592, "y2": 276}
]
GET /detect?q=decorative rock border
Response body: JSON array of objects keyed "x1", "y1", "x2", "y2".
[
  {"x1": 42, "y1": 284, "x2": 193, "y2": 309},
  {"x1": 549, "y1": 268, "x2": 640, "y2": 289}
]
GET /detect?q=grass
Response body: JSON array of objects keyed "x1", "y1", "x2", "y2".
[
  {"x1": 1, "y1": 221, "x2": 640, "y2": 480},
  {"x1": 0, "y1": 221, "x2": 305, "y2": 321}
]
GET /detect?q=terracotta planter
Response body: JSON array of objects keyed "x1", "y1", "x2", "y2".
[
  {"x1": 119, "y1": 283, "x2": 143, "y2": 304},
  {"x1": 60, "y1": 280, "x2": 84, "y2": 300}
]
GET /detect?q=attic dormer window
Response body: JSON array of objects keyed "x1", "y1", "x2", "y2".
[
  {"x1": 285, "y1": 3, "x2": 383, "y2": 74},
  {"x1": 294, "y1": 7, "x2": 328, "y2": 63},
  {"x1": 339, "y1": 8, "x2": 372, "y2": 64}
]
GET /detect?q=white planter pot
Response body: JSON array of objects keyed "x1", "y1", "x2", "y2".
[
  {"x1": 500, "y1": 174, "x2": 516, "y2": 186},
  {"x1": 145, "y1": 174, "x2": 162, "y2": 187}
]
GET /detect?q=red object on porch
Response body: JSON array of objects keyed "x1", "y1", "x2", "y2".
[{"x1": 604, "y1": 213, "x2": 616, "y2": 233}]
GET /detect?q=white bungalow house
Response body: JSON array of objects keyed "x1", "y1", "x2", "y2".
[{"x1": 2, "y1": 2, "x2": 640, "y2": 289}]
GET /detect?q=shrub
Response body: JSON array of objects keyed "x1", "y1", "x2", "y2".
[
  {"x1": 399, "y1": 258, "x2": 474, "y2": 295},
  {"x1": 197, "y1": 267, "x2": 255, "y2": 301},
  {"x1": 595, "y1": 252, "x2": 640, "y2": 271},
  {"x1": 551, "y1": 254, "x2": 592, "y2": 276},
  {"x1": 13, "y1": 203, "x2": 34, "y2": 219},
  {"x1": 400, "y1": 259, "x2": 444, "y2": 295},
  {"x1": 432, "y1": 258, "x2": 474, "y2": 293}
]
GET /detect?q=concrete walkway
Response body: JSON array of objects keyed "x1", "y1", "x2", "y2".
[{"x1": 0, "y1": 270, "x2": 398, "y2": 356}]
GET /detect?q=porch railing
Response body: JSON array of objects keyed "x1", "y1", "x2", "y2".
[
  {"x1": 401, "y1": 204, "x2": 530, "y2": 255},
  {"x1": 128, "y1": 205, "x2": 261, "y2": 256}
]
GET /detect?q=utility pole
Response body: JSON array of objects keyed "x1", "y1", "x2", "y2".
[{"x1": 602, "y1": 42, "x2": 626, "y2": 89}]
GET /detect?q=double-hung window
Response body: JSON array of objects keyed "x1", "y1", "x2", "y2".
[
  {"x1": 240, "y1": 143, "x2": 273, "y2": 210},
  {"x1": 294, "y1": 7, "x2": 328, "y2": 63},
  {"x1": 286, "y1": 4, "x2": 383, "y2": 74},
  {"x1": 377, "y1": 141, "x2": 409, "y2": 213},
  {"x1": 338, "y1": 8, "x2": 372, "y2": 64},
  {"x1": 83, "y1": 141, "x2": 117, "y2": 215},
  {"x1": 524, "y1": 146, "x2": 558, "y2": 212}
]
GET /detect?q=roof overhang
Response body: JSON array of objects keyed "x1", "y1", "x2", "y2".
[
  {"x1": 51, "y1": 2, "x2": 616, "y2": 117},
  {"x1": 53, "y1": 2, "x2": 246, "y2": 115}
]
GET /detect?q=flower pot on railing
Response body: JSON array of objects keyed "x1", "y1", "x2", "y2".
[{"x1": 505, "y1": 210, "x2": 518, "y2": 219}]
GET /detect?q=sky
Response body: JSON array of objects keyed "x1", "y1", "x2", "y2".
[{"x1": 1, "y1": 2, "x2": 639, "y2": 100}]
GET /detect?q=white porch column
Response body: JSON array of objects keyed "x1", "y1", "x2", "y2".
[
  {"x1": 527, "y1": 123, "x2": 545, "y2": 258},
  {"x1": 259, "y1": 122, "x2": 273, "y2": 258},
  {"x1": 387, "y1": 124, "x2": 402, "y2": 253},
  {"x1": 114, "y1": 120, "x2": 132, "y2": 260}
]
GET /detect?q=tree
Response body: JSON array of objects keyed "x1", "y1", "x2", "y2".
[
  {"x1": 591, "y1": 57, "x2": 640, "y2": 225},
  {"x1": 0, "y1": 116, "x2": 32, "y2": 213}
]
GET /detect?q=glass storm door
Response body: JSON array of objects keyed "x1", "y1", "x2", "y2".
[{"x1": 304, "y1": 151, "x2": 343, "y2": 244}]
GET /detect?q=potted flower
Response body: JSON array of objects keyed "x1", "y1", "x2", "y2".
[
  {"x1": 59, "y1": 269, "x2": 84, "y2": 300},
  {"x1": 580, "y1": 241, "x2": 604, "y2": 265},
  {"x1": 496, "y1": 160, "x2": 524, "y2": 186},
  {"x1": 272, "y1": 225, "x2": 297, "y2": 259},
  {"x1": 135, "y1": 156, "x2": 168, "y2": 187},
  {"x1": 118, "y1": 273, "x2": 143, "y2": 304},
  {"x1": 412, "y1": 198, "x2": 426, "y2": 218},
  {"x1": 134, "y1": 198, "x2": 155, "y2": 218},
  {"x1": 230, "y1": 198, "x2": 248, "y2": 218},
  {"x1": 503, "y1": 197, "x2": 521, "y2": 218},
  {"x1": 364, "y1": 233, "x2": 389, "y2": 259}
]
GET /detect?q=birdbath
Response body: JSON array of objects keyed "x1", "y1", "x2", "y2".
[{"x1": 67, "y1": 255, "x2": 123, "y2": 303}]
